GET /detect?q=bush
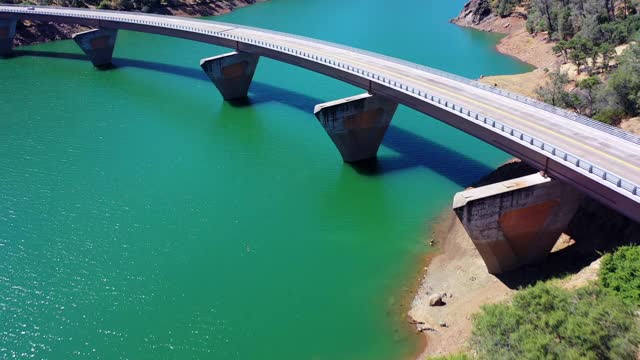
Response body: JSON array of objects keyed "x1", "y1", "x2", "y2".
[
  {"x1": 97, "y1": 0, "x2": 111, "y2": 9},
  {"x1": 472, "y1": 282, "x2": 640, "y2": 359},
  {"x1": 601, "y1": 245, "x2": 640, "y2": 306},
  {"x1": 593, "y1": 107, "x2": 625, "y2": 124}
]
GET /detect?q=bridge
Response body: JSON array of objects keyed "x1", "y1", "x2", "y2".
[{"x1": 2, "y1": 5, "x2": 639, "y2": 273}]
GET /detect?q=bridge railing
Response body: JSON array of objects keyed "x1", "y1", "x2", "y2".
[
  {"x1": 215, "y1": 22, "x2": 640, "y2": 146},
  {"x1": 2, "y1": 5, "x2": 639, "y2": 144},
  {"x1": 1, "y1": 5, "x2": 639, "y2": 200},
  {"x1": 210, "y1": 29, "x2": 640, "y2": 200}
]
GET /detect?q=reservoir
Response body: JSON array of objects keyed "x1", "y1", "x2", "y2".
[{"x1": 0, "y1": 0, "x2": 532, "y2": 358}]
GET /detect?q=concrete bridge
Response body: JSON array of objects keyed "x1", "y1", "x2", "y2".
[{"x1": 2, "y1": 5, "x2": 640, "y2": 273}]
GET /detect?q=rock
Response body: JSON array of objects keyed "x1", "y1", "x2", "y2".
[
  {"x1": 450, "y1": 0, "x2": 493, "y2": 27},
  {"x1": 439, "y1": 320, "x2": 448, "y2": 327},
  {"x1": 428, "y1": 293, "x2": 447, "y2": 306},
  {"x1": 417, "y1": 325, "x2": 436, "y2": 332}
]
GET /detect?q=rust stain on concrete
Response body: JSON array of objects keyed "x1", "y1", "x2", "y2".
[
  {"x1": 89, "y1": 35, "x2": 111, "y2": 49},
  {"x1": 344, "y1": 108, "x2": 383, "y2": 129},
  {"x1": 499, "y1": 199, "x2": 559, "y2": 256},
  {"x1": 222, "y1": 61, "x2": 247, "y2": 79}
]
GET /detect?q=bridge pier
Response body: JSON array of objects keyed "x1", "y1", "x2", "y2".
[
  {"x1": 200, "y1": 51, "x2": 260, "y2": 101},
  {"x1": 453, "y1": 173, "x2": 584, "y2": 274},
  {"x1": 72, "y1": 28, "x2": 118, "y2": 67},
  {"x1": 0, "y1": 18, "x2": 16, "y2": 57},
  {"x1": 314, "y1": 93, "x2": 398, "y2": 163}
]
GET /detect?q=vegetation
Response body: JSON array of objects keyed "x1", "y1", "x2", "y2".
[
  {"x1": 470, "y1": 245, "x2": 640, "y2": 360},
  {"x1": 491, "y1": 0, "x2": 521, "y2": 17},
  {"x1": 600, "y1": 245, "x2": 640, "y2": 306},
  {"x1": 484, "y1": 1, "x2": 640, "y2": 124},
  {"x1": 537, "y1": 43, "x2": 640, "y2": 123}
]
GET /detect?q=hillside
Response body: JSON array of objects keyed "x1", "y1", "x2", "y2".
[{"x1": 453, "y1": 0, "x2": 640, "y2": 129}]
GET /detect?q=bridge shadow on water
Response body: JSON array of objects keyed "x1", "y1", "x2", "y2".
[{"x1": 13, "y1": 49, "x2": 493, "y2": 187}]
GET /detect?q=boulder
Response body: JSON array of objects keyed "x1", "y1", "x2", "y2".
[
  {"x1": 428, "y1": 292, "x2": 447, "y2": 306},
  {"x1": 451, "y1": 0, "x2": 493, "y2": 27}
]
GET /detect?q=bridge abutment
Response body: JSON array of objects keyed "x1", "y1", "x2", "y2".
[
  {"x1": 314, "y1": 93, "x2": 397, "y2": 163},
  {"x1": 0, "y1": 18, "x2": 16, "y2": 57},
  {"x1": 72, "y1": 28, "x2": 118, "y2": 67},
  {"x1": 200, "y1": 52, "x2": 260, "y2": 101},
  {"x1": 453, "y1": 173, "x2": 584, "y2": 274}
]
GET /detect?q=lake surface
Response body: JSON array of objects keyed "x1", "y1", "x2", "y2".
[{"x1": 0, "y1": 1, "x2": 532, "y2": 359}]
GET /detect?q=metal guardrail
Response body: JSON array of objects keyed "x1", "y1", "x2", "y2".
[
  {"x1": 221, "y1": 23, "x2": 640, "y2": 146},
  {"x1": 1, "y1": 5, "x2": 639, "y2": 199}
]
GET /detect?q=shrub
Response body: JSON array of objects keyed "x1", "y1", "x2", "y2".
[
  {"x1": 472, "y1": 282, "x2": 640, "y2": 359},
  {"x1": 97, "y1": 0, "x2": 111, "y2": 9},
  {"x1": 600, "y1": 245, "x2": 640, "y2": 306},
  {"x1": 593, "y1": 107, "x2": 625, "y2": 125}
]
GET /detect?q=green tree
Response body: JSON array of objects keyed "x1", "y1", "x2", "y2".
[
  {"x1": 576, "y1": 76, "x2": 602, "y2": 115},
  {"x1": 536, "y1": 69, "x2": 575, "y2": 106},
  {"x1": 553, "y1": 40, "x2": 570, "y2": 63},
  {"x1": 493, "y1": 0, "x2": 521, "y2": 17},
  {"x1": 570, "y1": 48, "x2": 588, "y2": 72},
  {"x1": 567, "y1": 36, "x2": 594, "y2": 72},
  {"x1": 599, "y1": 42, "x2": 616, "y2": 70},
  {"x1": 608, "y1": 44, "x2": 640, "y2": 113}
]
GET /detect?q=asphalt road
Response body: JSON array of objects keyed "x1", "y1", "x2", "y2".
[{"x1": 2, "y1": 5, "x2": 639, "y2": 220}]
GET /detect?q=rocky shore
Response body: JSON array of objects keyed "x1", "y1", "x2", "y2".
[
  {"x1": 409, "y1": 159, "x2": 640, "y2": 357},
  {"x1": 408, "y1": 161, "x2": 535, "y2": 357},
  {"x1": 10, "y1": 0, "x2": 263, "y2": 47},
  {"x1": 451, "y1": 0, "x2": 524, "y2": 36},
  {"x1": 450, "y1": 0, "x2": 560, "y2": 101}
]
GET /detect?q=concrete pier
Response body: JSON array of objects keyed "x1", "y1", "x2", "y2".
[
  {"x1": 0, "y1": 18, "x2": 16, "y2": 57},
  {"x1": 200, "y1": 52, "x2": 260, "y2": 101},
  {"x1": 453, "y1": 173, "x2": 584, "y2": 274},
  {"x1": 314, "y1": 93, "x2": 398, "y2": 162},
  {"x1": 72, "y1": 28, "x2": 118, "y2": 67}
]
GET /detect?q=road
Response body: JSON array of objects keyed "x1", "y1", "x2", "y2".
[{"x1": 1, "y1": 5, "x2": 639, "y2": 221}]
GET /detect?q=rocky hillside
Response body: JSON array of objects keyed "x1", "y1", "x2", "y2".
[
  {"x1": 451, "y1": 0, "x2": 493, "y2": 28},
  {"x1": 451, "y1": 0, "x2": 526, "y2": 34}
]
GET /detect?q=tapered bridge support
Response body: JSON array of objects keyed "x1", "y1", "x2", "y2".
[
  {"x1": 200, "y1": 51, "x2": 260, "y2": 101},
  {"x1": 72, "y1": 28, "x2": 118, "y2": 67},
  {"x1": 0, "y1": 18, "x2": 17, "y2": 57},
  {"x1": 453, "y1": 173, "x2": 584, "y2": 274},
  {"x1": 314, "y1": 93, "x2": 398, "y2": 163}
]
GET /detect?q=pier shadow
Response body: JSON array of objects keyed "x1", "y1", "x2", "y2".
[
  {"x1": 11, "y1": 49, "x2": 494, "y2": 187},
  {"x1": 494, "y1": 196, "x2": 640, "y2": 290}
]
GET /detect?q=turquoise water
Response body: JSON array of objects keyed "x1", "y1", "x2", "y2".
[{"x1": 0, "y1": 1, "x2": 532, "y2": 359}]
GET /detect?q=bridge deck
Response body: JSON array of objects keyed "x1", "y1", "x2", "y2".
[{"x1": 1, "y1": 5, "x2": 639, "y2": 222}]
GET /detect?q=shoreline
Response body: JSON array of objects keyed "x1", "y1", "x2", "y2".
[
  {"x1": 406, "y1": 8, "x2": 559, "y2": 356},
  {"x1": 407, "y1": 160, "x2": 537, "y2": 358},
  {"x1": 399, "y1": 215, "x2": 451, "y2": 360},
  {"x1": 451, "y1": 5, "x2": 561, "y2": 100},
  {"x1": 406, "y1": 212, "x2": 462, "y2": 359}
]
